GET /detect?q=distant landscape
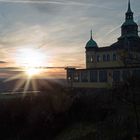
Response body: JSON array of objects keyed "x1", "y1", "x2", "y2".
[{"x1": 0, "y1": 78, "x2": 67, "y2": 93}]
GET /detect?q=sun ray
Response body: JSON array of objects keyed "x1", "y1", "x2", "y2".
[
  {"x1": 12, "y1": 79, "x2": 26, "y2": 94},
  {"x1": 3, "y1": 47, "x2": 47, "y2": 96},
  {"x1": 31, "y1": 79, "x2": 38, "y2": 96},
  {"x1": 25, "y1": 67, "x2": 40, "y2": 77},
  {"x1": 3, "y1": 72, "x2": 24, "y2": 82},
  {"x1": 23, "y1": 78, "x2": 31, "y2": 97}
]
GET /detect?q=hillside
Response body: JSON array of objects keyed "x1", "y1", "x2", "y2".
[{"x1": 0, "y1": 79, "x2": 140, "y2": 140}]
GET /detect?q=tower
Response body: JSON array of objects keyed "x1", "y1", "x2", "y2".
[
  {"x1": 85, "y1": 30, "x2": 98, "y2": 68},
  {"x1": 121, "y1": 0, "x2": 138, "y2": 38}
]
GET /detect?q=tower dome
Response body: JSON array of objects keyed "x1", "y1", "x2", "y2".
[
  {"x1": 121, "y1": 0, "x2": 138, "y2": 38},
  {"x1": 85, "y1": 30, "x2": 98, "y2": 48}
]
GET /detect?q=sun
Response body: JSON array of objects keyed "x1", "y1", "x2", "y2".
[
  {"x1": 25, "y1": 67, "x2": 40, "y2": 77},
  {"x1": 15, "y1": 47, "x2": 46, "y2": 77},
  {"x1": 17, "y1": 48, "x2": 45, "y2": 67},
  {"x1": 4, "y1": 47, "x2": 47, "y2": 95}
]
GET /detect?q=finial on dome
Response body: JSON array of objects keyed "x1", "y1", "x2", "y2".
[
  {"x1": 90, "y1": 30, "x2": 93, "y2": 39},
  {"x1": 127, "y1": 0, "x2": 132, "y2": 13},
  {"x1": 86, "y1": 30, "x2": 98, "y2": 48}
]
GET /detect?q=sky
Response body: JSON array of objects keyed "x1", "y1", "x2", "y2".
[{"x1": 0, "y1": 0, "x2": 140, "y2": 78}]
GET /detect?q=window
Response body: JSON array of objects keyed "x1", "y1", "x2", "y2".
[
  {"x1": 90, "y1": 56, "x2": 94, "y2": 62},
  {"x1": 113, "y1": 54, "x2": 117, "y2": 61},
  {"x1": 74, "y1": 72, "x2": 79, "y2": 82},
  {"x1": 90, "y1": 70, "x2": 97, "y2": 82},
  {"x1": 132, "y1": 70, "x2": 140, "y2": 78},
  {"x1": 122, "y1": 70, "x2": 130, "y2": 81},
  {"x1": 97, "y1": 55, "x2": 100, "y2": 62},
  {"x1": 103, "y1": 54, "x2": 106, "y2": 61},
  {"x1": 113, "y1": 71, "x2": 120, "y2": 82},
  {"x1": 99, "y1": 70, "x2": 107, "y2": 82},
  {"x1": 87, "y1": 55, "x2": 94, "y2": 63},
  {"x1": 81, "y1": 71, "x2": 88, "y2": 82},
  {"x1": 107, "y1": 54, "x2": 110, "y2": 61}
]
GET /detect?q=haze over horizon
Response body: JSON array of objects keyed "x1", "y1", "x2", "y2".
[{"x1": 0, "y1": 0, "x2": 140, "y2": 78}]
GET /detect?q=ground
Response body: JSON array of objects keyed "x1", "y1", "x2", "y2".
[{"x1": 0, "y1": 79, "x2": 140, "y2": 140}]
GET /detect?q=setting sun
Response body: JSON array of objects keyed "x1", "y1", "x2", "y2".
[
  {"x1": 16, "y1": 48, "x2": 46, "y2": 68},
  {"x1": 25, "y1": 67, "x2": 41, "y2": 77},
  {"x1": 15, "y1": 47, "x2": 46, "y2": 77}
]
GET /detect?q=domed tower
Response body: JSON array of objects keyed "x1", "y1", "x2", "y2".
[
  {"x1": 121, "y1": 0, "x2": 138, "y2": 38},
  {"x1": 85, "y1": 30, "x2": 98, "y2": 68}
]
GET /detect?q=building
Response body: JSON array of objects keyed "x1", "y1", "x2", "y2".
[{"x1": 66, "y1": 0, "x2": 140, "y2": 88}]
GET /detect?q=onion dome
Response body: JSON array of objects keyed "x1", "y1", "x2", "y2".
[
  {"x1": 85, "y1": 30, "x2": 98, "y2": 48},
  {"x1": 121, "y1": 0, "x2": 138, "y2": 37}
]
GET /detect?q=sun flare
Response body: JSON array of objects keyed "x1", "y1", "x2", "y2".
[
  {"x1": 16, "y1": 48, "x2": 46, "y2": 68},
  {"x1": 15, "y1": 47, "x2": 46, "y2": 77},
  {"x1": 25, "y1": 67, "x2": 40, "y2": 77},
  {"x1": 5, "y1": 47, "x2": 49, "y2": 94}
]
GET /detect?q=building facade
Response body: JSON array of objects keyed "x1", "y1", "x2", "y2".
[{"x1": 66, "y1": 0, "x2": 140, "y2": 88}]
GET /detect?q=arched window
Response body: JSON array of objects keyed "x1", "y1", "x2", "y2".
[
  {"x1": 90, "y1": 56, "x2": 94, "y2": 62},
  {"x1": 103, "y1": 54, "x2": 106, "y2": 61},
  {"x1": 107, "y1": 54, "x2": 110, "y2": 61},
  {"x1": 113, "y1": 54, "x2": 117, "y2": 61},
  {"x1": 97, "y1": 55, "x2": 100, "y2": 62}
]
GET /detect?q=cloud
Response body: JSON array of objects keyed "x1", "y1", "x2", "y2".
[
  {"x1": 0, "y1": 61, "x2": 7, "y2": 63},
  {"x1": 0, "y1": 0, "x2": 116, "y2": 10},
  {"x1": 0, "y1": 0, "x2": 139, "y2": 68},
  {"x1": 0, "y1": 0, "x2": 66, "y2": 4},
  {"x1": 0, "y1": 24, "x2": 47, "y2": 48}
]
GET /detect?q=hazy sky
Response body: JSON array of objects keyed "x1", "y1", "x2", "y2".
[{"x1": 0, "y1": 0, "x2": 140, "y2": 78}]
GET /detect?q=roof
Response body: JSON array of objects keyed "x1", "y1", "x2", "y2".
[
  {"x1": 86, "y1": 36, "x2": 140, "y2": 52},
  {"x1": 85, "y1": 38, "x2": 98, "y2": 48},
  {"x1": 85, "y1": 30, "x2": 98, "y2": 48},
  {"x1": 122, "y1": 20, "x2": 137, "y2": 26}
]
